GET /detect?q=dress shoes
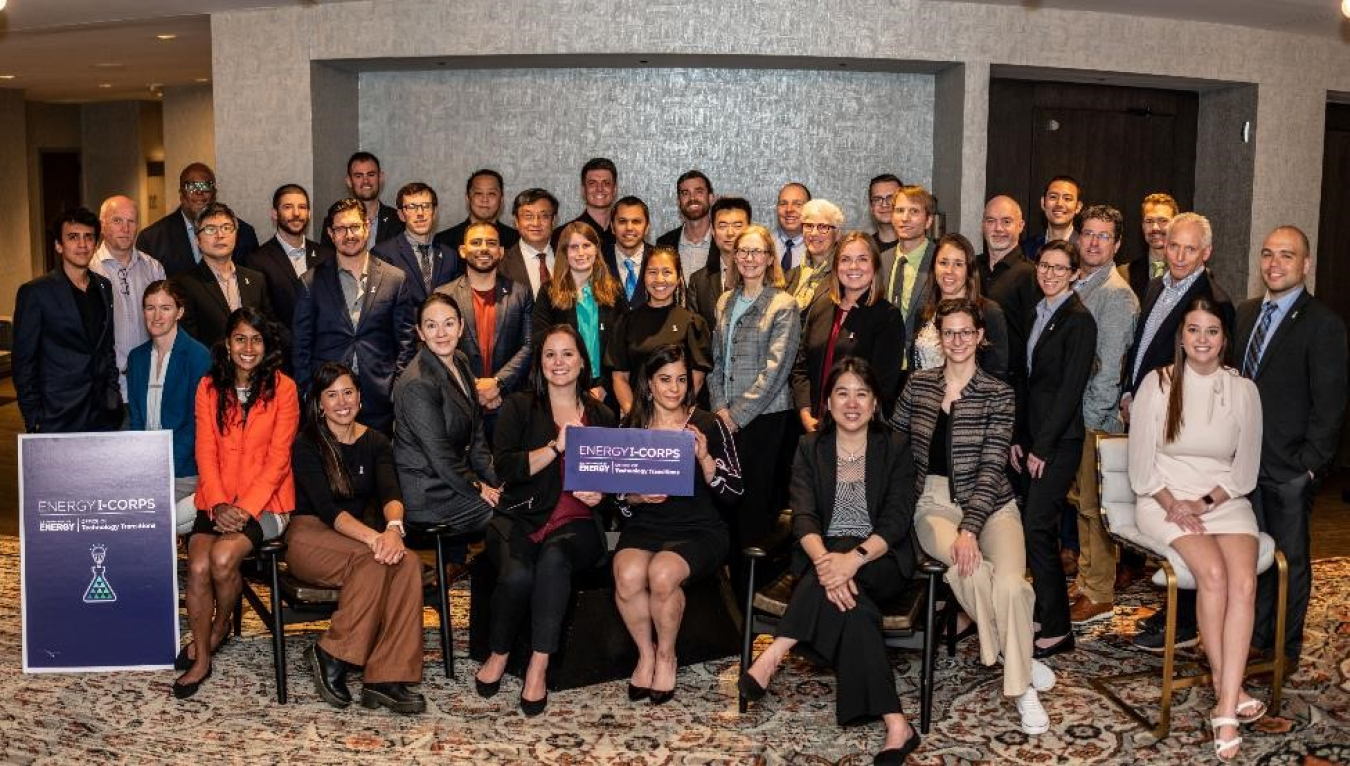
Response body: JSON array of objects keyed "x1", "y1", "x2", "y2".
[
  {"x1": 1069, "y1": 596, "x2": 1114, "y2": 625},
  {"x1": 737, "y1": 670, "x2": 768, "y2": 702},
  {"x1": 310, "y1": 643, "x2": 352, "y2": 708},
  {"x1": 172, "y1": 664, "x2": 212, "y2": 700},
  {"x1": 519, "y1": 692, "x2": 548, "y2": 716},
  {"x1": 627, "y1": 684, "x2": 650, "y2": 702},
  {"x1": 475, "y1": 676, "x2": 501, "y2": 699},
  {"x1": 648, "y1": 687, "x2": 675, "y2": 705},
  {"x1": 174, "y1": 629, "x2": 231, "y2": 671},
  {"x1": 873, "y1": 731, "x2": 922, "y2": 764},
  {"x1": 1031, "y1": 633, "x2": 1075, "y2": 660},
  {"x1": 1132, "y1": 623, "x2": 1198, "y2": 652},
  {"x1": 361, "y1": 682, "x2": 427, "y2": 714}
]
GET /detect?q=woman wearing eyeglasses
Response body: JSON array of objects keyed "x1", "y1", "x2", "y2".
[
  {"x1": 710, "y1": 224, "x2": 802, "y2": 559},
  {"x1": 1011, "y1": 240, "x2": 1097, "y2": 662},
  {"x1": 909, "y1": 234, "x2": 1010, "y2": 380},
  {"x1": 786, "y1": 200, "x2": 845, "y2": 311},
  {"x1": 892, "y1": 298, "x2": 1054, "y2": 735}
]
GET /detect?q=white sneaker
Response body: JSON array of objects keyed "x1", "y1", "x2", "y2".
[
  {"x1": 1030, "y1": 659, "x2": 1056, "y2": 692},
  {"x1": 1017, "y1": 688, "x2": 1049, "y2": 735}
]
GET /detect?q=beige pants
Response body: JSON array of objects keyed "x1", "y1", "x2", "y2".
[
  {"x1": 1070, "y1": 430, "x2": 1116, "y2": 604},
  {"x1": 915, "y1": 476, "x2": 1035, "y2": 697}
]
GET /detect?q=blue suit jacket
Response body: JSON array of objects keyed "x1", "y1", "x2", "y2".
[
  {"x1": 292, "y1": 255, "x2": 416, "y2": 431},
  {"x1": 126, "y1": 329, "x2": 213, "y2": 477},
  {"x1": 371, "y1": 235, "x2": 462, "y2": 305},
  {"x1": 436, "y1": 274, "x2": 534, "y2": 392}
]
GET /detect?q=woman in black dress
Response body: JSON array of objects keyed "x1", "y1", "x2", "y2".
[
  {"x1": 606, "y1": 245, "x2": 712, "y2": 417},
  {"x1": 613, "y1": 344, "x2": 744, "y2": 704},
  {"x1": 739, "y1": 357, "x2": 921, "y2": 764},
  {"x1": 476, "y1": 325, "x2": 616, "y2": 716}
]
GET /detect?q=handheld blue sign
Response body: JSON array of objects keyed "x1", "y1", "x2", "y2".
[{"x1": 564, "y1": 426, "x2": 696, "y2": 496}]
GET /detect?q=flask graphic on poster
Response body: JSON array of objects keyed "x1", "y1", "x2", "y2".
[{"x1": 82, "y1": 544, "x2": 117, "y2": 603}]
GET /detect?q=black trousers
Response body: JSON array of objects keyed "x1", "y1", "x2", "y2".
[
  {"x1": 1250, "y1": 472, "x2": 1315, "y2": 662},
  {"x1": 483, "y1": 515, "x2": 605, "y2": 656},
  {"x1": 1020, "y1": 438, "x2": 1080, "y2": 639},
  {"x1": 732, "y1": 410, "x2": 789, "y2": 550},
  {"x1": 776, "y1": 536, "x2": 904, "y2": 726}
]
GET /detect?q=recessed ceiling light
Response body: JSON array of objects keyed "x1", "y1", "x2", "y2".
[
  {"x1": 0, "y1": 75, "x2": 16, "y2": 81},
  {"x1": 98, "y1": 83, "x2": 113, "y2": 89},
  {"x1": 156, "y1": 34, "x2": 178, "y2": 41},
  {"x1": 93, "y1": 62, "x2": 126, "y2": 70},
  {"x1": 194, "y1": 77, "x2": 210, "y2": 83}
]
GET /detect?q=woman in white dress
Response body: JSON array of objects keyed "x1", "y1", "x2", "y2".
[{"x1": 1127, "y1": 296, "x2": 1267, "y2": 761}]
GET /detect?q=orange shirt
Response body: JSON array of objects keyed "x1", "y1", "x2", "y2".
[{"x1": 194, "y1": 372, "x2": 300, "y2": 518}]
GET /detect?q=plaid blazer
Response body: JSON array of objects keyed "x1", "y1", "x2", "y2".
[{"x1": 709, "y1": 286, "x2": 801, "y2": 428}]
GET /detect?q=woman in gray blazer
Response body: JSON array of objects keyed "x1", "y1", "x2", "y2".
[{"x1": 709, "y1": 224, "x2": 802, "y2": 562}]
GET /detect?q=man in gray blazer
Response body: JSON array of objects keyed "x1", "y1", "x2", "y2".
[
  {"x1": 1068, "y1": 205, "x2": 1139, "y2": 624},
  {"x1": 879, "y1": 185, "x2": 936, "y2": 377}
]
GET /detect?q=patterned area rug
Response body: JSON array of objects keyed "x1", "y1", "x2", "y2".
[{"x1": 1, "y1": 537, "x2": 1347, "y2": 764}]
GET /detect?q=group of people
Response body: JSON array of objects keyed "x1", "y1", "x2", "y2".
[{"x1": 13, "y1": 152, "x2": 1346, "y2": 764}]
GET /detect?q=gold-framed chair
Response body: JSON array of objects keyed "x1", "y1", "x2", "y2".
[{"x1": 1090, "y1": 432, "x2": 1287, "y2": 739}]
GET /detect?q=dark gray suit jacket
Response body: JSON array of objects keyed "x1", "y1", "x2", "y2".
[{"x1": 436, "y1": 274, "x2": 535, "y2": 392}]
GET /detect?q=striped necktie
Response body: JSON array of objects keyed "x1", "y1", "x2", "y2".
[{"x1": 1242, "y1": 301, "x2": 1277, "y2": 378}]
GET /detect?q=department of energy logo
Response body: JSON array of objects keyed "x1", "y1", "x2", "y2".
[{"x1": 82, "y1": 544, "x2": 117, "y2": 603}]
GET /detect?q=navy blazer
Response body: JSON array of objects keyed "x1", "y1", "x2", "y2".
[
  {"x1": 603, "y1": 241, "x2": 652, "y2": 308},
  {"x1": 436, "y1": 274, "x2": 535, "y2": 392},
  {"x1": 1121, "y1": 268, "x2": 1234, "y2": 397},
  {"x1": 292, "y1": 255, "x2": 416, "y2": 432},
  {"x1": 13, "y1": 269, "x2": 121, "y2": 432},
  {"x1": 136, "y1": 207, "x2": 260, "y2": 277},
  {"x1": 126, "y1": 329, "x2": 213, "y2": 477},
  {"x1": 371, "y1": 235, "x2": 463, "y2": 305},
  {"x1": 243, "y1": 236, "x2": 324, "y2": 330},
  {"x1": 173, "y1": 258, "x2": 274, "y2": 351}
]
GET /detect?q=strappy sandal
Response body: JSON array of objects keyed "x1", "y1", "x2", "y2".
[
  {"x1": 1210, "y1": 716, "x2": 1241, "y2": 761},
  {"x1": 1235, "y1": 696, "x2": 1267, "y2": 724}
]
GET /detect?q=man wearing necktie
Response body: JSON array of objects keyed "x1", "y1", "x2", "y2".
[
  {"x1": 1119, "y1": 193, "x2": 1178, "y2": 303},
  {"x1": 774, "y1": 182, "x2": 810, "y2": 272},
  {"x1": 1235, "y1": 225, "x2": 1347, "y2": 677},
  {"x1": 605, "y1": 196, "x2": 652, "y2": 308},
  {"x1": 372, "y1": 183, "x2": 462, "y2": 305},
  {"x1": 879, "y1": 185, "x2": 937, "y2": 378}
]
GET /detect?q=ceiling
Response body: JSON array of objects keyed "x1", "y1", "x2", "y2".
[{"x1": 0, "y1": 0, "x2": 1345, "y2": 102}]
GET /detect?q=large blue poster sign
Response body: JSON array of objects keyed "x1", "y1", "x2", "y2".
[
  {"x1": 20, "y1": 431, "x2": 179, "y2": 672},
  {"x1": 564, "y1": 426, "x2": 696, "y2": 496}
]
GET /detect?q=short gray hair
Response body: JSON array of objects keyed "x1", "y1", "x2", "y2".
[
  {"x1": 801, "y1": 198, "x2": 844, "y2": 228},
  {"x1": 1168, "y1": 212, "x2": 1212, "y2": 249}
]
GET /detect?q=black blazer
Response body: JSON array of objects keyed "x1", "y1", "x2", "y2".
[
  {"x1": 655, "y1": 226, "x2": 682, "y2": 248},
  {"x1": 173, "y1": 258, "x2": 274, "y2": 350},
  {"x1": 13, "y1": 269, "x2": 121, "y2": 432},
  {"x1": 686, "y1": 253, "x2": 728, "y2": 333},
  {"x1": 977, "y1": 246, "x2": 1041, "y2": 385},
  {"x1": 1117, "y1": 255, "x2": 1153, "y2": 304},
  {"x1": 243, "y1": 236, "x2": 323, "y2": 330},
  {"x1": 320, "y1": 203, "x2": 404, "y2": 248},
  {"x1": 1016, "y1": 292, "x2": 1097, "y2": 456},
  {"x1": 790, "y1": 298, "x2": 906, "y2": 417},
  {"x1": 433, "y1": 218, "x2": 520, "y2": 254},
  {"x1": 531, "y1": 284, "x2": 629, "y2": 386},
  {"x1": 392, "y1": 346, "x2": 499, "y2": 518},
  {"x1": 436, "y1": 275, "x2": 535, "y2": 392},
  {"x1": 371, "y1": 235, "x2": 463, "y2": 305},
  {"x1": 789, "y1": 428, "x2": 918, "y2": 579},
  {"x1": 1121, "y1": 268, "x2": 1235, "y2": 396},
  {"x1": 603, "y1": 241, "x2": 653, "y2": 309},
  {"x1": 492, "y1": 391, "x2": 617, "y2": 530},
  {"x1": 136, "y1": 207, "x2": 260, "y2": 277},
  {"x1": 552, "y1": 209, "x2": 615, "y2": 250},
  {"x1": 1235, "y1": 291, "x2": 1349, "y2": 482}
]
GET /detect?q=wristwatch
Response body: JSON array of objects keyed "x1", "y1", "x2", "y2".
[
  {"x1": 548, "y1": 440, "x2": 562, "y2": 456},
  {"x1": 386, "y1": 520, "x2": 406, "y2": 538},
  {"x1": 1201, "y1": 493, "x2": 1215, "y2": 511},
  {"x1": 854, "y1": 544, "x2": 870, "y2": 561}
]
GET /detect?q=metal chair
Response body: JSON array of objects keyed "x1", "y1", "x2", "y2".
[{"x1": 1090, "y1": 432, "x2": 1287, "y2": 739}]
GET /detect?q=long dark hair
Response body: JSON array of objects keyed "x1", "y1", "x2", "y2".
[
  {"x1": 207, "y1": 307, "x2": 283, "y2": 434},
  {"x1": 1160, "y1": 295, "x2": 1230, "y2": 443},
  {"x1": 303, "y1": 362, "x2": 358, "y2": 499},
  {"x1": 920, "y1": 233, "x2": 984, "y2": 323},
  {"x1": 817, "y1": 356, "x2": 884, "y2": 433},
  {"x1": 623, "y1": 344, "x2": 695, "y2": 428},
  {"x1": 530, "y1": 324, "x2": 596, "y2": 405}
]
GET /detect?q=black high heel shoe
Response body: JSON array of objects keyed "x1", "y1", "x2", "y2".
[
  {"x1": 873, "y1": 731, "x2": 922, "y2": 764},
  {"x1": 737, "y1": 670, "x2": 768, "y2": 702},
  {"x1": 475, "y1": 676, "x2": 501, "y2": 699},
  {"x1": 172, "y1": 664, "x2": 213, "y2": 700},
  {"x1": 520, "y1": 692, "x2": 548, "y2": 716},
  {"x1": 627, "y1": 683, "x2": 650, "y2": 702},
  {"x1": 648, "y1": 688, "x2": 675, "y2": 706}
]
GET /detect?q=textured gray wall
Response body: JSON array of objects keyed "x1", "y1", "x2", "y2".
[
  {"x1": 80, "y1": 102, "x2": 144, "y2": 222},
  {"x1": 0, "y1": 91, "x2": 31, "y2": 314},
  {"x1": 1195, "y1": 85, "x2": 1258, "y2": 294},
  {"x1": 357, "y1": 67, "x2": 934, "y2": 234},
  {"x1": 312, "y1": 63, "x2": 360, "y2": 212},
  {"x1": 163, "y1": 85, "x2": 216, "y2": 187}
]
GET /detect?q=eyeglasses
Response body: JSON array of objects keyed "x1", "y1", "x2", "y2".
[
  {"x1": 400, "y1": 202, "x2": 434, "y2": 213},
  {"x1": 330, "y1": 224, "x2": 365, "y2": 237},
  {"x1": 941, "y1": 328, "x2": 978, "y2": 342},
  {"x1": 518, "y1": 212, "x2": 554, "y2": 224},
  {"x1": 1079, "y1": 231, "x2": 1115, "y2": 243},
  {"x1": 735, "y1": 248, "x2": 770, "y2": 260},
  {"x1": 1143, "y1": 217, "x2": 1171, "y2": 228},
  {"x1": 801, "y1": 223, "x2": 837, "y2": 234},
  {"x1": 199, "y1": 223, "x2": 237, "y2": 237},
  {"x1": 182, "y1": 181, "x2": 215, "y2": 194},
  {"x1": 1036, "y1": 262, "x2": 1073, "y2": 276},
  {"x1": 869, "y1": 195, "x2": 893, "y2": 207}
]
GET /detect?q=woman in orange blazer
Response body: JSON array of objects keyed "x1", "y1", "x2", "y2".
[{"x1": 174, "y1": 306, "x2": 299, "y2": 699}]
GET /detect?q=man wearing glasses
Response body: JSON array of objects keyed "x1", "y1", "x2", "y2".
[
  {"x1": 89, "y1": 195, "x2": 165, "y2": 408},
  {"x1": 867, "y1": 174, "x2": 902, "y2": 252},
  {"x1": 137, "y1": 163, "x2": 259, "y2": 277},
  {"x1": 373, "y1": 182, "x2": 463, "y2": 305},
  {"x1": 433, "y1": 169, "x2": 520, "y2": 255},
  {"x1": 173, "y1": 202, "x2": 273, "y2": 350},
  {"x1": 500, "y1": 188, "x2": 559, "y2": 297},
  {"x1": 1120, "y1": 193, "x2": 1179, "y2": 302}
]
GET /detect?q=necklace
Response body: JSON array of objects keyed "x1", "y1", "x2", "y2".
[{"x1": 837, "y1": 442, "x2": 865, "y2": 462}]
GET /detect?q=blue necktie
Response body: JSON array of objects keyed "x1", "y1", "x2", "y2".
[
  {"x1": 624, "y1": 260, "x2": 638, "y2": 300},
  {"x1": 1242, "y1": 301, "x2": 1277, "y2": 377},
  {"x1": 781, "y1": 239, "x2": 794, "y2": 272}
]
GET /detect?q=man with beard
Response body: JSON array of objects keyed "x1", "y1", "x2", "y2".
[
  {"x1": 656, "y1": 170, "x2": 714, "y2": 276},
  {"x1": 373, "y1": 182, "x2": 462, "y2": 304},
  {"x1": 89, "y1": 195, "x2": 165, "y2": 403},
  {"x1": 437, "y1": 221, "x2": 535, "y2": 419},
  {"x1": 173, "y1": 202, "x2": 273, "y2": 350},
  {"x1": 977, "y1": 195, "x2": 1041, "y2": 383},
  {"x1": 1119, "y1": 193, "x2": 1179, "y2": 302},
  {"x1": 320, "y1": 152, "x2": 404, "y2": 250},
  {"x1": 433, "y1": 168, "x2": 520, "y2": 254},
  {"x1": 137, "y1": 163, "x2": 260, "y2": 276},
  {"x1": 605, "y1": 196, "x2": 654, "y2": 307},
  {"x1": 244, "y1": 184, "x2": 323, "y2": 335},
  {"x1": 294, "y1": 199, "x2": 415, "y2": 433},
  {"x1": 1023, "y1": 176, "x2": 1083, "y2": 262}
]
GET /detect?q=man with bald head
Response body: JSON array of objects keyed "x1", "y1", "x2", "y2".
[
  {"x1": 977, "y1": 195, "x2": 1041, "y2": 383},
  {"x1": 137, "y1": 162, "x2": 260, "y2": 276},
  {"x1": 88, "y1": 195, "x2": 165, "y2": 405}
]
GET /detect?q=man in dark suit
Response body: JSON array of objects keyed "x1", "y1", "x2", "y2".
[
  {"x1": 867, "y1": 173, "x2": 902, "y2": 253},
  {"x1": 136, "y1": 162, "x2": 260, "y2": 277},
  {"x1": 655, "y1": 170, "x2": 714, "y2": 277},
  {"x1": 437, "y1": 222, "x2": 534, "y2": 419},
  {"x1": 372, "y1": 182, "x2": 462, "y2": 305},
  {"x1": 605, "y1": 196, "x2": 653, "y2": 308},
  {"x1": 500, "y1": 188, "x2": 558, "y2": 297},
  {"x1": 687, "y1": 197, "x2": 751, "y2": 333},
  {"x1": 243, "y1": 183, "x2": 323, "y2": 334},
  {"x1": 879, "y1": 184, "x2": 936, "y2": 370},
  {"x1": 432, "y1": 168, "x2": 520, "y2": 254},
  {"x1": 14, "y1": 208, "x2": 121, "y2": 432},
  {"x1": 1237, "y1": 225, "x2": 1348, "y2": 672},
  {"x1": 1117, "y1": 193, "x2": 1178, "y2": 302},
  {"x1": 977, "y1": 195, "x2": 1042, "y2": 384},
  {"x1": 294, "y1": 198, "x2": 416, "y2": 433},
  {"x1": 1122, "y1": 212, "x2": 1235, "y2": 652},
  {"x1": 174, "y1": 202, "x2": 273, "y2": 351},
  {"x1": 1022, "y1": 176, "x2": 1083, "y2": 262},
  {"x1": 319, "y1": 152, "x2": 404, "y2": 250},
  {"x1": 552, "y1": 157, "x2": 617, "y2": 249}
]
